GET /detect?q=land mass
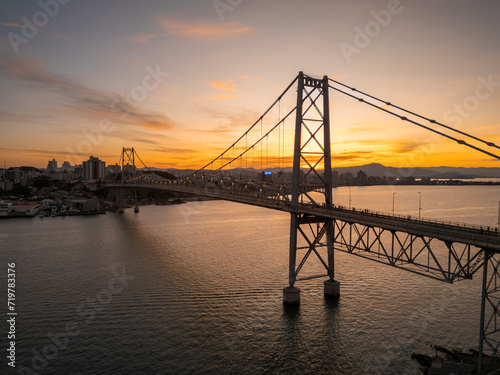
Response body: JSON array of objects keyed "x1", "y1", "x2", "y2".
[{"x1": 160, "y1": 163, "x2": 500, "y2": 180}]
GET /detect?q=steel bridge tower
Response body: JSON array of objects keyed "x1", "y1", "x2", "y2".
[
  {"x1": 119, "y1": 147, "x2": 139, "y2": 213},
  {"x1": 283, "y1": 72, "x2": 338, "y2": 305}
]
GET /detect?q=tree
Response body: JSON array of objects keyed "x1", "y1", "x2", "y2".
[
  {"x1": 32, "y1": 176, "x2": 51, "y2": 188},
  {"x1": 10, "y1": 183, "x2": 30, "y2": 197}
]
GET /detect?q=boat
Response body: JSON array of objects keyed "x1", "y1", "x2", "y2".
[{"x1": 0, "y1": 201, "x2": 41, "y2": 218}]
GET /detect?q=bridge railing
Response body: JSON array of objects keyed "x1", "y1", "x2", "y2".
[
  {"x1": 294, "y1": 202, "x2": 500, "y2": 244},
  {"x1": 120, "y1": 171, "x2": 293, "y2": 206},
  {"x1": 117, "y1": 173, "x2": 500, "y2": 240},
  {"x1": 312, "y1": 203, "x2": 500, "y2": 235}
]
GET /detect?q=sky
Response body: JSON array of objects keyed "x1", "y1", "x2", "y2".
[{"x1": 1, "y1": 0, "x2": 499, "y2": 170}]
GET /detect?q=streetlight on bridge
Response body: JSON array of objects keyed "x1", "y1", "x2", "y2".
[
  {"x1": 418, "y1": 192, "x2": 422, "y2": 220},
  {"x1": 392, "y1": 192, "x2": 397, "y2": 216},
  {"x1": 349, "y1": 187, "x2": 352, "y2": 210}
]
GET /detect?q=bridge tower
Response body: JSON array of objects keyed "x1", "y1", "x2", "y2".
[
  {"x1": 283, "y1": 72, "x2": 338, "y2": 305},
  {"x1": 120, "y1": 147, "x2": 139, "y2": 213}
]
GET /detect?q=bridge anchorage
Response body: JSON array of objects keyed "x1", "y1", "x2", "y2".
[{"x1": 112, "y1": 71, "x2": 500, "y2": 373}]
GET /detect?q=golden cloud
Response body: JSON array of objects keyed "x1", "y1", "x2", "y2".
[
  {"x1": 0, "y1": 22, "x2": 22, "y2": 27},
  {"x1": 158, "y1": 18, "x2": 252, "y2": 39},
  {"x1": 127, "y1": 33, "x2": 161, "y2": 44},
  {"x1": 210, "y1": 94, "x2": 244, "y2": 101},
  {"x1": 210, "y1": 80, "x2": 236, "y2": 91}
]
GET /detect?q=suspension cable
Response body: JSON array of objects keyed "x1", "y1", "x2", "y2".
[
  {"x1": 192, "y1": 74, "x2": 299, "y2": 175},
  {"x1": 329, "y1": 78, "x2": 500, "y2": 151},
  {"x1": 217, "y1": 105, "x2": 297, "y2": 171},
  {"x1": 328, "y1": 84, "x2": 500, "y2": 161}
]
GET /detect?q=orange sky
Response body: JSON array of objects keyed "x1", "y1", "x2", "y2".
[{"x1": 1, "y1": 0, "x2": 499, "y2": 170}]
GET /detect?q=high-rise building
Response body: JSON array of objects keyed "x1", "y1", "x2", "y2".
[
  {"x1": 47, "y1": 159, "x2": 58, "y2": 172},
  {"x1": 106, "y1": 163, "x2": 121, "y2": 176},
  {"x1": 61, "y1": 161, "x2": 72, "y2": 172},
  {"x1": 3, "y1": 168, "x2": 24, "y2": 181},
  {"x1": 83, "y1": 156, "x2": 106, "y2": 181}
]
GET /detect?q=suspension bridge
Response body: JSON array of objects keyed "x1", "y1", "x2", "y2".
[{"x1": 109, "y1": 72, "x2": 500, "y2": 373}]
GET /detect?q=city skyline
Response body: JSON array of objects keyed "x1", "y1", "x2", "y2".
[{"x1": 1, "y1": 0, "x2": 500, "y2": 169}]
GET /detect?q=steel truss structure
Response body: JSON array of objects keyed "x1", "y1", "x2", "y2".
[
  {"x1": 480, "y1": 251, "x2": 500, "y2": 374},
  {"x1": 323, "y1": 216, "x2": 500, "y2": 374},
  {"x1": 331, "y1": 220, "x2": 486, "y2": 283}
]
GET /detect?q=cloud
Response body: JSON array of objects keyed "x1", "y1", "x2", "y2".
[
  {"x1": 209, "y1": 80, "x2": 244, "y2": 100},
  {"x1": 0, "y1": 22, "x2": 22, "y2": 28},
  {"x1": 475, "y1": 124, "x2": 500, "y2": 131},
  {"x1": 0, "y1": 55, "x2": 174, "y2": 130},
  {"x1": 0, "y1": 147, "x2": 113, "y2": 162},
  {"x1": 191, "y1": 97, "x2": 259, "y2": 130},
  {"x1": 0, "y1": 110, "x2": 56, "y2": 125},
  {"x1": 211, "y1": 80, "x2": 236, "y2": 91},
  {"x1": 182, "y1": 128, "x2": 238, "y2": 134},
  {"x1": 139, "y1": 123, "x2": 173, "y2": 130},
  {"x1": 210, "y1": 94, "x2": 244, "y2": 101},
  {"x1": 126, "y1": 33, "x2": 162, "y2": 44},
  {"x1": 158, "y1": 18, "x2": 252, "y2": 39},
  {"x1": 332, "y1": 151, "x2": 375, "y2": 161},
  {"x1": 150, "y1": 147, "x2": 199, "y2": 154},
  {"x1": 0, "y1": 147, "x2": 69, "y2": 158},
  {"x1": 392, "y1": 141, "x2": 423, "y2": 154}
]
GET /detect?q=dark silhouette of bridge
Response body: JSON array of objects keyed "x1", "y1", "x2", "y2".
[{"x1": 109, "y1": 72, "x2": 500, "y2": 374}]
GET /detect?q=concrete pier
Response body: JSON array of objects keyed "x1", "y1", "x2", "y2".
[
  {"x1": 324, "y1": 279, "x2": 340, "y2": 298},
  {"x1": 283, "y1": 286, "x2": 301, "y2": 305}
]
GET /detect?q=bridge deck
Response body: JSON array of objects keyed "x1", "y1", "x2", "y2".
[{"x1": 111, "y1": 183, "x2": 500, "y2": 252}]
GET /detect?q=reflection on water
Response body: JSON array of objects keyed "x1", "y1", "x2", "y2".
[{"x1": 0, "y1": 185, "x2": 495, "y2": 374}]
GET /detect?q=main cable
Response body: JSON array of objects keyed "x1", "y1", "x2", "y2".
[
  {"x1": 329, "y1": 78, "x2": 500, "y2": 151},
  {"x1": 217, "y1": 105, "x2": 297, "y2": 171},
  {"x1": 191, "y1": 74, "x2": 300, "y2": 176},
  {"x1": 328, "y1": 84, "x2": 500, "y2": 161}
]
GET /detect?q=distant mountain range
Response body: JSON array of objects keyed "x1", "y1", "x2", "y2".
[
  {"x1": 152, "y1": 163, "x2": 500, "y2": 179},
  {"x1": 330, "y1": 163, "x2": 500, "y2": 179}
]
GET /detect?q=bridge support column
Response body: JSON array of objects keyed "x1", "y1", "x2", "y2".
[
  {"x1": 324, "y1": 279, "x2": 340, "y2": 298},
  {"x1": 284, "y1": 72, "x2": 335, "y2": 305},
  {"x1": 283, "y1": 286, "x2": 301, "y2": 305},
  {"x1": 478, "y1": 250, "x2": 500, "y2": 374}
]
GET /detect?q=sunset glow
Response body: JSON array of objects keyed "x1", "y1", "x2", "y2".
[{"x1": 1, "y1": 0, "x2": 499, "y2": 169}]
